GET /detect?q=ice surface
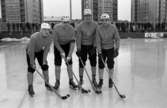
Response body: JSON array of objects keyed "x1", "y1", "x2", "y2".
[{"x1": 0, "y1": 39, "x2": 167, "y2": 108}]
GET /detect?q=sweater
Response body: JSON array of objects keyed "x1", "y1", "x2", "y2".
[
  {"x1": 96, "y1": 23, "x2": 120, "y2": 53},
  {"x1": 26, "y1": 32, "x2": 52, "y2": 66},
  {"x1": 53, "y1": 23, "x2": 75, "y2": 45}
]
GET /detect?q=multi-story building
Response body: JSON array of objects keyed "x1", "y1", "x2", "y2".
[
  {"x1": 81, "y1": 0, "x2": 118, "y2": 21},
  {"x1": 81, "y1": 0, "x2": 97, "y2": 21},
  {"x1": 112, "y1": 0, "x2": 118, "y2": 21},
  {"x1": 1, "y1": 0, "x2": 43, "y2": 23},
  {"x1": 93, "y1": 0, "x2": 98, "y2": 21},
  {"x1": 98, "y1": 0, "x2": 117, "y2": 21},
  {"x1": 131, "y1": 0, "x2": 167, "y2": 24}
]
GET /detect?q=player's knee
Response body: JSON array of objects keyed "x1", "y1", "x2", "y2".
[
  {"x1": 41, "y1": 64, "x2": 49, "y2": 71},
  {"x1": 28, "y1": 67, "x2": 35, "y2": 73}
]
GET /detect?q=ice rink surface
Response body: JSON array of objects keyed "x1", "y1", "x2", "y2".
[{"x1": 0, "y1": 39, "x2": 167, "y2": 108}]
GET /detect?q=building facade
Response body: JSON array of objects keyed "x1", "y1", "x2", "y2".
[
  {"x1": 1, "y1": 0, "x2": 43, "y2": 23},
  {"x1": 81, "y1": 0, "x2": 97, "y2": 20},
  {"x1": 131, "y1": 0, "x2": 167, "y2": 24},
  {"x1": 82, "y1": 0, "x2": 118, "y2": 22},
  {"x1": 98, "y1": 0, "x2": 117, "y2": 21},
  {"x1": 81, "y1": 0, "x2": 117, "y2": 21},
  {"x1": 93, "y1": 0, "x2": 98, "y2": 21}
]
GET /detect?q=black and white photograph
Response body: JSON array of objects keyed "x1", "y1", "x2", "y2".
[{"x1": 0, "y1": 0, "x2": 167, "y2": 108}]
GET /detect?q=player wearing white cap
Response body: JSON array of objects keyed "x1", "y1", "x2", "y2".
[
  {"x1": 96, "y1": 13, "x2": 120, "y2": 88},
  {"x1": 52, "y1": 16, "x2": 78, "y2": 90},
  {"x1": 26, "y1": 23, "x2": 52, "y2": 96}
]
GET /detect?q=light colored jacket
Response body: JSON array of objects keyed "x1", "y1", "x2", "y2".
[
  {"x1": 26, "y1": 32, "x2": 52, "y2": 66},
  {"x1": 52, "y1": 23, "x2": 75, "y2": 57},
  {"x1": 53, "y1": 23, "x2": 75, "y2": 45},
  {"x1": 96, "y1": 23, "x2": 120, "y2": 53}
]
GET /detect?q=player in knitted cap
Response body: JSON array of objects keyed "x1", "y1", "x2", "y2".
[
  {"x1": 75, "y1": 9, "x2": 98, "y2": 88},
  {"x1": 26, "y1": 23, "x2": 52, "y2": 96},
  {"x1": 96, "y1": 13, "x2": 120, "y2": 89},
  {"x1": 52, "y1": 16, "x2": 78, "y2": 90}
]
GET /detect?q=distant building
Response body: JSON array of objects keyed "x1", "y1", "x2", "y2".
[
  {"x1": 0, "y1": 18, "x2": 7, "y2": 32},
  {"x1": 44, "y1": 16, "x2": 80, "y2": 29},
  {"x1": 93, "y1": 0, "x2": 98, "y2": 21},
  {"x1": 81, "y1": 0, "x2": 118, "y2": 21},
  {"x1": 98, "y1": 0, "x2": 118, "y2": 21},
  {"x1": 1, "y1": 0, "x2": 43, "y2": 23},
  {"x1": 81, "y1": 0, "x2": 98, "y2": 20},
  {"x1": 131, "y1": 0, "x2": 167, "y2": 24}
]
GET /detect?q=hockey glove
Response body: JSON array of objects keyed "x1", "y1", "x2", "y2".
[{"x1": 114, "y1": 49, "x2": 119, "y2": 58}]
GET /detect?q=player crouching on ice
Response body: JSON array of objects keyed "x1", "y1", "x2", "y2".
[
  {"x1": 96, "y1": 13, "x2": 120, "y2": 89},
  {"x1": 52, "y1": 16, "x2": 78, "y2": 90},
  {"x1": 26, "y1": 23, "x2": 52, "y2": 96}
]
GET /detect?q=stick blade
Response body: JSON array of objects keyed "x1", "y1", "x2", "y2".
[
  {"x1": 95, "y1": 90, "x2": 102, "y2": 94},
  {"x1": 61, "y1": 96, "x2": 67, "y2": 100},
  {"x1": 120, "y1": 94, "x2": 126, "y2": 99},
  {"x1": 61, "y1": 94, "x2": 70, "y2": 100}
]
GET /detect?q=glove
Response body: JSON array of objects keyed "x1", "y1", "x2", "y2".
[
  {"x1": 60, "y1": 52, "x2": 65, "y2": 58},
  {"x1": 76, "y1": 50, "x2": 81, "y2": 57},
  {"x1": 32, "y1": 64, "x2": 36, "y2": 70},
  {"x1": 89, "y1": 47, "x2": 96, "y2": 56},
  {"x1": 114, "y1": 49, "x2": 119, "y2": 58},
  {"x1": 43, "y1": 60, "x2": 48, "y2": 66},
  {"x1": 66, "y1": 56, "x2": 72, "y2": 62}
]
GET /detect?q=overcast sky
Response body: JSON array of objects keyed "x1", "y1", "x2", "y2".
[{"x1": 43, "y1": 0, "x2": 131, "y2": 21}]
